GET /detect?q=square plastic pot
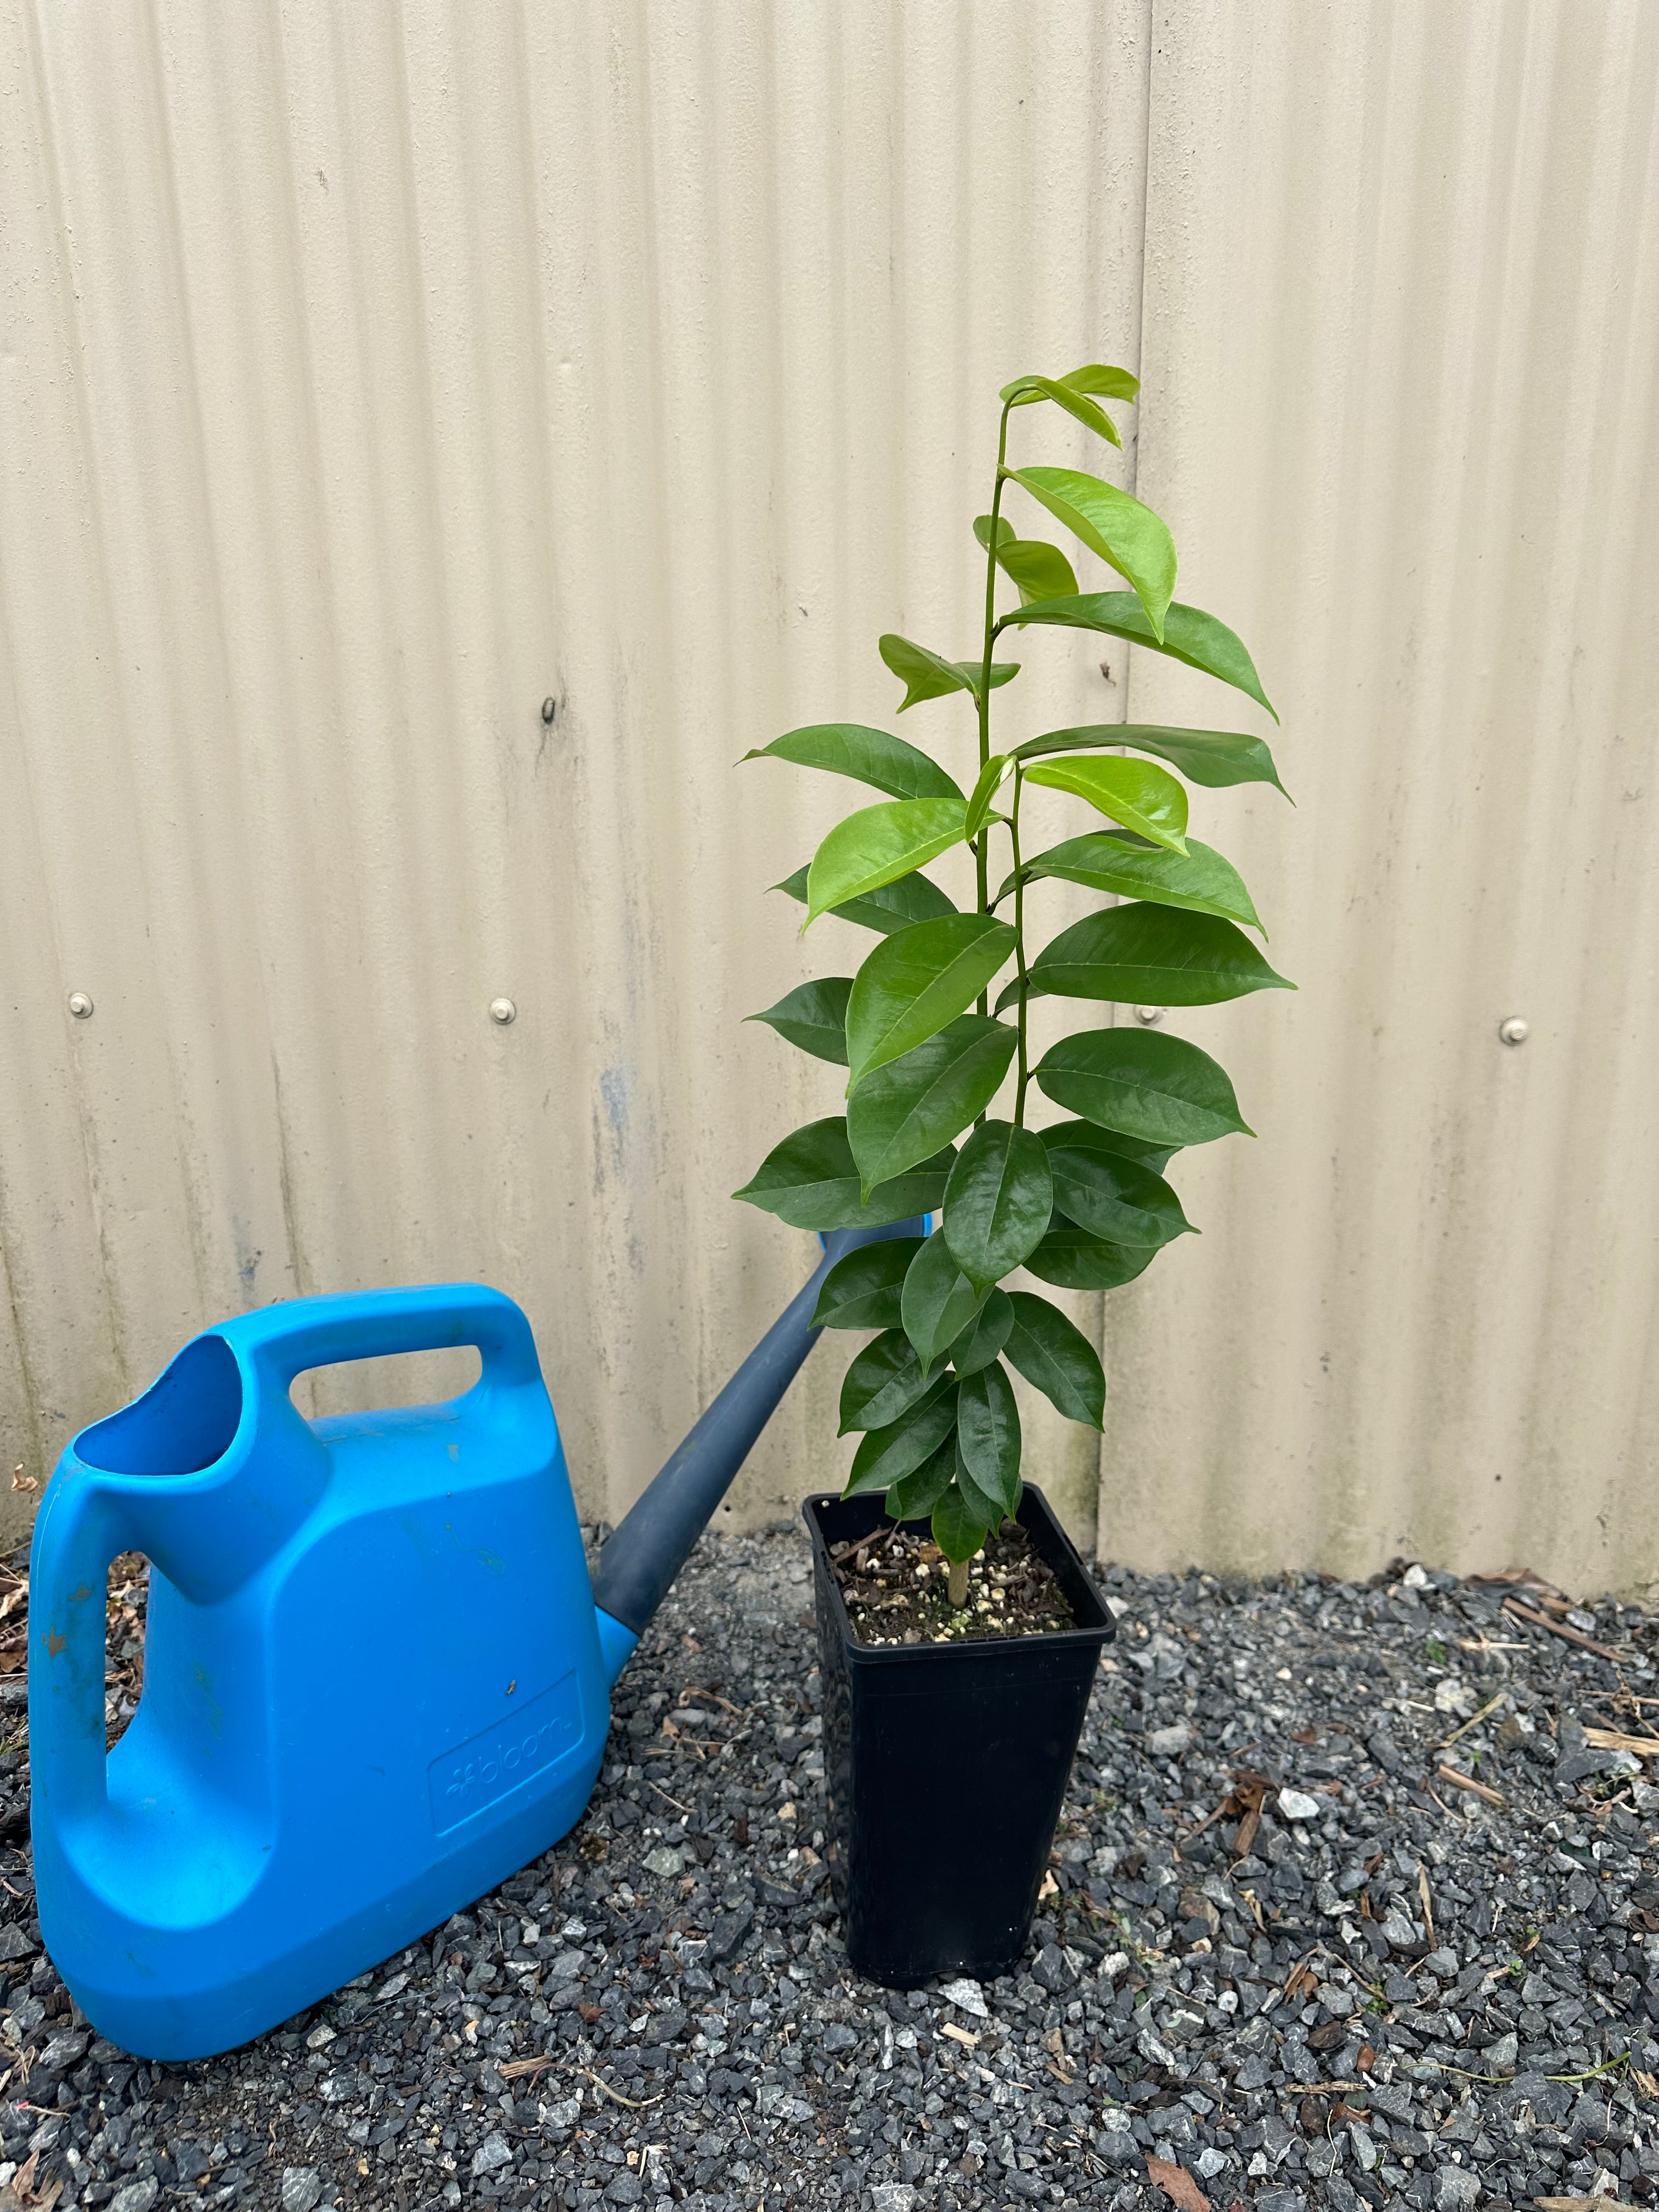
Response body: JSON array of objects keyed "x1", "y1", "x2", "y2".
[{"x1": 803, "y1": 1481, "x2": 1114, "y2": 1989}]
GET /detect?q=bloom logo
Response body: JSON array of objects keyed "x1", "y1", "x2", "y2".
[{"x1": 428, "y1": 1671, "x2": 582, "y2": 1832}]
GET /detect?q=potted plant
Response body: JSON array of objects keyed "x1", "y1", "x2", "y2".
[{"x1": 735, "y1": 364, "x2": 1290, "y2": 1986}]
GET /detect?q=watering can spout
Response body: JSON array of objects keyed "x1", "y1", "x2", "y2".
[{"x1": 589, "y1": 1220, "x2": 923, "y2": 1684}]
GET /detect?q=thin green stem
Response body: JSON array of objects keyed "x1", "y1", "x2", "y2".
[
  {"x1": 975, "y1": 398, "x2": 1015, "y2": 1013},
  {"x1": 1011, "y1": 768, "x2": 1030, "y2": 1125}
]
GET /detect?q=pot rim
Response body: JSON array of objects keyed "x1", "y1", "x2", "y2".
[{"x1": 803, "y1": 1481, "x2": 1114, "y2": 1664}]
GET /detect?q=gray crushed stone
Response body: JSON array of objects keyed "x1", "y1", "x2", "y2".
[{"x1": 0, "y1": 1529, "x2": 1656, "y2": 2211}]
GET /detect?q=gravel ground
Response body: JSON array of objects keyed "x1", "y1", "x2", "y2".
[{"x1": 1, "y1": 1526, "x2": 1657, "y2": 2212}]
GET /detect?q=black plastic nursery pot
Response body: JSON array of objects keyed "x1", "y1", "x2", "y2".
[{"x1": 804, "y1": 1481, "x2": 1114, "y2": 1989}]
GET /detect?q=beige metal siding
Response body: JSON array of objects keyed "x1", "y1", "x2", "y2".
[{"x1": 1, "y1": 2, "x2": 1654, "y2": 1593}]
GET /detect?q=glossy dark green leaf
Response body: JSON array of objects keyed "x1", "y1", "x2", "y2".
[
  {"x1": 974, "y1": 516, "x2": 1080, "y2": 605},
  {"x1": 1040, "y1": 1117, "x2": 1178, "y2": 1176},
  {"x1": 945, "y1": 1286, "x2": 1013, "y2": 1375},
  {"x1": 1042, "y1": 1135, "x2": 1192, "y2": 1249},
  {"x1": 810, "y1": 1236, "x2": 924, "y2": 1330},
  {"x1": 1024, "y1": 1223, "x2": 1158, "y2": 1291},
  {"x1": 879, "y1": 634, "x2": 1022, "y2": 712},
  {"x1": 839, "y1": 1329, "x2": 945, "y2": 1435},
  {"x1": 943, "y1": 1120, "x2": 1053, "y2": 1291},
  {"x1": 1013, "y1": 721, "x2": 1289, "y2": 799},
  {"x1": 1034, "y1": 1029, "x2": 1252, "y2": 1147},
  {"x1": 884, "y1": 1434, "x2": 957, "y2": 1521},
  {"x1": 1009, "y1": 833, "x2": 1262, "y2": 935},
  {"x1": 844, "y1": 1384, "x2": 960, "y2": 1498},
  {"x1": 733, "y1": 1116, "x2": 956, "y2": 1230},
  {"x1": 1012, "y1": 904, "x2": 1294, "y2": 1011},
  {"x1": 847, "y1": 1017, "x2": 1018, "y2": 1187},
  {"x1": 746, "y1": 977, "x2": 852, "y2": 1063},
  {"x1": 846, "y1": 915, "x2": 1017, "y2": 1088},
  {"x1": 953, "y1": 1451, "x2": 1007, "y2": 1533},
  {"x1": 902, "y1": 1229, "x2": 989, "y2": 1376},
  {"x1": 956, "y1": 1361, "x2": 1023, "y2": 1516},
  {"x1": 1004, "y1": 468, "x2": 1176, "y2": 641},
  {"x1": 1022, "y1": 755, "x2": 1188, "y2": 854},
  {"x1": 963, "y1": 753, "x2": 1015, "y2": 839},
  {"x1": 742, "y1": 721, "x2": 964, "y2": 800},
  {"x1": 805, "y1": 799, "x2": 968, "y2": 925},
  {"x1": 774, "y1": 861, "x2": 957, "y2": 936},
  {"x1": 997, "y1": 593, "x2": 1276, "y2": 722},
  {"x1": 998, "y1": 373, "x2": 1121, "y2": 448},
  {"x1": 1002, "y1": 1291, "x2": 1105, "y2": 1429},
  {"x1": 931, "y1": 1481, "x2": 991, "y2": 1565}
]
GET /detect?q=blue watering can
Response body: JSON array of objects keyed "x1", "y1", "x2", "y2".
[{"x1": 29, "y1": 1222, "x2": 917, "y2": 2060}]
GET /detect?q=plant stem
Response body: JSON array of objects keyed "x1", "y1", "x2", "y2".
[
  {"x1": 947, "y1": 1558, "x2": 969, "y2": 1609},
  {"x1": 974, "y1": 400, "x2": 1015, "y2": 1009},
  {"x1": 1011, "y1": 766, "x2": 1030, "y2": 1125}
]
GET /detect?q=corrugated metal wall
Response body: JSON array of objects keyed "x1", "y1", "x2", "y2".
[{"x1": 2, "y1": 2, "x2": 1654, "y2": 1592}]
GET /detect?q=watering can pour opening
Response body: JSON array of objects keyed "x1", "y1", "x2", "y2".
[{"x1": 76, "y1": 1334, "x2": 245, "y2": 1479}]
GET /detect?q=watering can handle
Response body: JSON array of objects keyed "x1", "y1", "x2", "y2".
[
  {"x1": 29, "y1": 1468, "x2": 134, "y2": 1823},
  {"x1": 225, "y1": 1282, "x2": 544, "y2": 1404}
]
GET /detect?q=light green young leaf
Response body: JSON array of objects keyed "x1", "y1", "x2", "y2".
[
  {"x1": 879, "y1": 634, "x2": 1021, "y2": 712},
  {"x1": 884, "y1": 1434, "x2": 958, "y2": 1521},
  {"x1": 1025, "y1": 1222, "x2": 1159, "y2": 1291},
  {"x1": 902, "y1": 1229, "x2": 990, "y2": 1376},
  {"x1": 1012, "y1": 904, "x2": 1294, "y2": 1010},
  {"x1": 944, "y1": 1286, "x2": 1014, "y2": 1375},
  {"x1": 1009, "y1": 833, "x2": 1263, "y2": 936},
  {"x1": 998, "y1": 373, "x2": 1121, "y2": 448},
  {"x1": 1013, "y1": 721, "x2": 1289, "y2": 798},
  {"x1": 743, "y1": 722, "x2": 964, "y2": 801},
  {"x1": 1033, "y1": 1029, "x2": 1252, "y2": 1147},
  {"x1": 1022, "y1": 754, "x2": 1189, "y2": 853},
  {"x1": 844, "y1": 1384, "x2": 960, "y2": 1497},
  {"x1": 746, "y1": 977, "x2": 852, "y2": 1063},
  {"x1": 810, "y1": 1236, "x2": 924, "y2": 1330},
  {"x1": 846, "y1": 915, "x2": 1017, "y2": 1089},
  {"x1": 956, "y1": 1361, "x2": 1023, "y2": 1516},
  {"x1": 1042, "y1": 1136, "x2": 1193, "y2": 1249},
  {"x1": 1005, "y1": 467, "x2": 1177, "y2": 641},
  {"x1": 805, "y1": 798, "x2": 969, "y2": 925},
  {"x1": 774, "y1": 861, "x2": 956, "y2": 936},
  {"x1": 839, "y1": 1329, "x2": 945, "y2": 1434},
  {"x1": 1002, "y1": 1291, "x2": 1105, "y2": 1429},
  {"x1": 1004, "y1": 363, "x2": 1139, "y2": 406},
  {"x1": 973, "y1": 515, "x2": 1080, "y2": 605},
  {"x1": 963, "y1": 754, "x2": 1015, "y2": 839},
  {"x1": 847, "y1": 1017, "x2": 1018, "y2": 1188},
  {"x1": 931, "y1": 1482, "x2": 991, "y2": 1566},
  {"x1": 733, "y1": 1116, "x2": 956, "y2": 1229},
  {"x1": 942, "y1": 1120, "x2": 1053, "y2": 1291},
  {"x1": 997, "y1": 594, "x2": 1276, "y2": 722}
]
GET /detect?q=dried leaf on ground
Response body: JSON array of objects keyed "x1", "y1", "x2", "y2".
[{"x1": 1145, "y1": 2154, "x2": 1210, "y2": 2212}]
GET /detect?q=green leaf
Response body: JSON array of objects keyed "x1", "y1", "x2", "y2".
[
  {"x1": 879, "y1": 634, "x2": 1020, "y2": 712},
  {"x1": 1034, "y1": 1029, "x2": 1252, "y2": 1147},
  {"x1": 998, "y1": 594, "x2": 1277, "y2": 722},
  {"x1": 839, "y1": 1329, "x2": 945, "y2": 1435},
  {"x1": 847, "y1": 1016, "x2": 1018, "y2": 1186},
  {"x1": 1005, "y1": 467, "x2": 1176, "y2": 641},
  {"x1": 1040, "y1": 1118, "x2": 1177, "y2": 1176},
  {"x1": 885, "y1": 1434, "x2": 958, "y2": 1521},
  {"x1": 844, "y1": 1384, "x2": 960, "y2": 1498},
  {"x1": 998, "y1": 373, "x2": 1121, "y2": 448},
  {"x1": 1022, "y1": 755, "x2": 1188, "y2": 854},
  {"x1": 1042, "y1": 1135, "x2": 1192, "y2": 1249},
  {"x1": 743, "y1": 722, "x2": 964, "y2": 801},
  {"x1": 1003, "y1": 1291, "x2": 1105, "y2": 1428},
  {"x1": 846, "y1": 915, "x2": 1018, "y2": 1090},
  {"x1": 943, "y1": 1120, "x2": 1054, "y2": 1291},
  {"x1": 746, "y1": 977, "x2": 852, "y2": 1063},
  {"x1": 931, "y1": 1481, "x2": 991, "y2": 1565},
  {"x1": 953, "y1": 1450, "x2": 1007, "y2": 1533},
  {"x1": 1009, "y1": 833, "x2": 1263, "y2": 935},
  {"x1": 805, "y1": 799, "x2": 969, "y2": 925},
  {"x1": 956, "y1": 1361, "x2": 1023, "y2": 1516},
  {"x1": 974, "y1": 516, "x2": 1080, "y2": 605},
  {"x1": 902, "y1": 1229, "x2": 989, "y2": 1376},
  {"x1": 1004, "y1": 362, "x2": 1139, "y2": 404},
  {"x1": 1012, "y1": 905, "x2": 1294, "y2": 1010},
  {"x1": 1013, "y1": 721, "x2": 1289, "y2": 799},
  {"x1": 774, "y1": 861, "x2": 957, "y2": 936},
  {"x1": 733, "y1": 1117, "x2": 956, "y2": 1230},
  {"x1": 945, "y1": 1286, "x2": 1013, "y2": 1375},
  {"x1": 810, "y1": 1237, "x2": 924, "y2": 1330},
  {"x1": 963, "y1": 753, "x2": 1015, "y2": 839},
  {"x1": 1025, "y1": 1223, "x2": 1158, "y2": 1291}
]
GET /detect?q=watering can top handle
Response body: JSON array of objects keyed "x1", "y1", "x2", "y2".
[{"x1": 218, "y1": 1282, "x2": 544, "y2": 1396}]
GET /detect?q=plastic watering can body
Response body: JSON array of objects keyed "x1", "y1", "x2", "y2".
[{"x1": 29, "y1": 1285, "x2": 612, "y2": 2061}]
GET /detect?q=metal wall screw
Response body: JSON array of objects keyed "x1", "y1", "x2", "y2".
[
  {"x1": 1133, "y1": 1006, "x2": 1164, "y2": 1026},
  {"x1": 489, "y1": 997, "x2": 517, "y2": 1026},
  {"x1": 1498, "y1": 1017, "x2": 1529, "y2": 1046},
  {"x1": 540, "y1": 697, "x2": 557, "y2": 725},
  {"x1": 67, "y1": 991, "x2": 94, "y2": 1019}
]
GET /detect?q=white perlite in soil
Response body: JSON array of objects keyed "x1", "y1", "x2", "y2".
[{"x1": 0, "y1": 1528, "x2": 1654, "y2": 2212}]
